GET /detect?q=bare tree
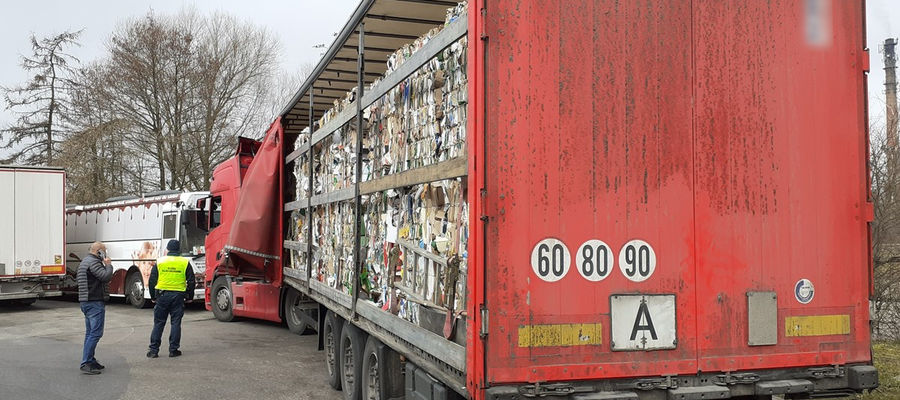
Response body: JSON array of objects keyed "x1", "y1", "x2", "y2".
[
  {"x1": 97, "y1": 11, "x2": 280, "y2": 192},
  {"x1": 1, "y1": 30, "x2": 81, "y2": 165},
  {"x1": 59, "y1": 63, "x2": 150, "y2": 204},
  {"x1": 187, "y1": 12, "x2": 280, "y2": 188},
  {"x1": 868, "y1": 119, "x2": 900, "y2": 339},
  {"x1": 261, "y1": 63, "x2": 316, "y2": 130},
  {"x1": 104, "y1": 14, "x2": 172, "y2": 190}
]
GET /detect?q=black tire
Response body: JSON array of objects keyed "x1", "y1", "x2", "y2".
[
  {"x1": 361, "y1": 336, "x2": 403, "y2": 400},
  {"x1": 324, "y1": 311, "x2": 343, "y2": 390},
  {"x1": 340, "y1": 320, "x2": 367, "y2": 400},
  {"x1": 211, "y1": 276, "x2": 234, "y2": 322},
  {"x1": 126, "y1": 271, "x2": 148, "y2": 309},
  {"x1": 284, "y1": 288, "x2": 316, "y2": 335}
]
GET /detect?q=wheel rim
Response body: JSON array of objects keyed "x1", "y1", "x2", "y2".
[
  {"x1": 365, "y1": 352, "x2": 380, "y2": 400},
  {"x1": 216, "y1": 287, "x2": 230, "y2": 311},
  {"x1": 325, "y1": 324, "x2": 336, "y2": 377},
  {"x1": 342, "y1": 336, "x2": 355, "y2": 388},
  {"x1": 287, "y1": 297, "x2": 302, "y2": 326},
  {"x1": 130, "y1": 277, "x2": 143, "y2": 302}
]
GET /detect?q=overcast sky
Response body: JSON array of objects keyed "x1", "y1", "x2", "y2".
[
  {"x1": 0, "y1": 0, "x2": 359, "y2": 134},
  {"x1": 0, "y1": 1, "x2": 896, "y2": 145}
]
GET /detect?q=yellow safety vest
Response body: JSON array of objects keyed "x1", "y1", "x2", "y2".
[{"x1": 155, "y1": 256, "x2": 189, "y2": 292}]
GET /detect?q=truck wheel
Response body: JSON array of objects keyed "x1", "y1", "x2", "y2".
[
  {"x1": 361, "y1": 336, "x2": 403, "y2": 400},
  {"x1": 211, "y1": 277, "x2": 234, "y2": 322},
  {"x1": 324, "y1": 311, "x2": 343, "y2": 390},
  {"x1": 126, "y1": 272, "x2": 148, "y2": 309},
  {"x1": 340, "y1": 320, "x2": 367, "y2": 400},
  {"x1": 284, "y1": 288, "x2": 316, "y2": 335}
]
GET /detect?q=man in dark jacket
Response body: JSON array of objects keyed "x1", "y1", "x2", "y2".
[
  {"x1": 147, "y1": 239, "x2": 196, "y2": 358},
  {"x1": 77, "y1": 241, "x2": 114, "y2": 375}
]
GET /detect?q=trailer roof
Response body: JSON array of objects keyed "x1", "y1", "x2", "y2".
[
  {"x1": 279, "y1": 0, "x2": 459, "y2": 136},
  {"x1": 0, "y1": 164, "x2": 65, "y2": 171}
]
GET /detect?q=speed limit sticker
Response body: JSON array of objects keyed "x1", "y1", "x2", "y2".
[
  {"x1": 575, "y1": 240, "x2": 614, "y2": 282},
  {"x1": 531, "y1": 238, "x2": 571, "y2": 282},
  {"x1": 618, "y1": 240, "x2": 656, "y2": 282}
]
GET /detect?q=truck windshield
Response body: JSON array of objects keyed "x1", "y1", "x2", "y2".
[{"x1": 179, "y1": 210, "x2": 207, "y2": 256}]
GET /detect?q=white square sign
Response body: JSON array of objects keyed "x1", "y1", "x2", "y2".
[{"x1": 610, "y1": 294, "x2": 676, "y2": 351}]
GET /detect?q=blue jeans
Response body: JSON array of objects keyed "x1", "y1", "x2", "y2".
[
  {"x1": 149, "y1": 291, "x2": 184, "y2": 353},
  {"x1": 80, "y1": 301, "x2": 106, "y2": 366}
]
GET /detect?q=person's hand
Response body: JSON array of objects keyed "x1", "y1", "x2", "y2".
[{"x1": 103, "y1": 258, "x2": 112, "y2": 265}]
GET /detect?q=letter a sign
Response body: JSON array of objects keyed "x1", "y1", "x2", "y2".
[{"x1": 611, "y1": 294, "x2": 676, "y2": 351}]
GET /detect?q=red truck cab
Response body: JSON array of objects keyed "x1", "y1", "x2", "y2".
[{"x1": 203, "y1": 137, "x2": 282, "y2": 322}]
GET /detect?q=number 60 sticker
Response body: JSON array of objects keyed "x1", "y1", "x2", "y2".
[{"x1": 530, "y1": 238, "x2": 571, "y2": 282}]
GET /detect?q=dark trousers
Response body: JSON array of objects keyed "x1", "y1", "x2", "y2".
[
  {"x1": 80, "y1": 300, "x2": 105, "y2": 366},
  {"x1": 149, "y1": 291, "x2": 184, "y2": 353}
]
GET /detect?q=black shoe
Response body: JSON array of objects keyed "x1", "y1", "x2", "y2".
[
  {"x1": 91, "y1": 361, "x2": 105, "y2": 370},
  {"x1": 169, "y1": 350, "x2": 182, "y2": 358},
  {"x1": 146, "y1": 351, "x2": 158, "y2": 358},
  {"x1": 80, "y1": 364, "x2": 101, "y2": 375}
]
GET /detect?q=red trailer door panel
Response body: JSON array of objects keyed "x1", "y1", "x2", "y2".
[
  {"x1": 484, "y1": 0, "x2": 697, "y2": 383},
  {"x1": 692, "y1": 0, "x2": 871, "y2": 371},
  {"x1": 482, "y1": 0, "x2": 870, "y2": 386}
]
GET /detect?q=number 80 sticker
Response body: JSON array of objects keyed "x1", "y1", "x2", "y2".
[
  {"x1": 530, "y1": 238, "x2": 571, "y2": 282},
  {"x1": 576, "y1": 240, "x2": 614, "y2": 282}
]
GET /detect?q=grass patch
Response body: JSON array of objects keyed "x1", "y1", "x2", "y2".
[{"x1": 854, "y1": 341, "x2": 900, "y2": 399}]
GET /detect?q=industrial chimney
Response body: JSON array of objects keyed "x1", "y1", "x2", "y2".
[{"x1": 885, "y1": 38, "x2": 898, "y2": 149}]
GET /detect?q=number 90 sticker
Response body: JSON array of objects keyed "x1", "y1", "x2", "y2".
[
  {"x1": 531, "y1": 238, "x2": 571, "y2": 282},
  {"x1": 619, "y1": 240, "x2": 656, "y2": 282},
  {"x1": 576, "y1": 240, "x2": 614, "y2": 282}
]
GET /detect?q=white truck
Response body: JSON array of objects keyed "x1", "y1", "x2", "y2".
[
  {"x1": 0, "y1": 166, "x2": 66, "y2": 304},
  {"x1": 65, "y1": 190, "x2": 209, "y2": 308}
]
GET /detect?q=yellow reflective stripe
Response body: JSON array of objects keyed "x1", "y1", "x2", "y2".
[
  {"x1": 518, "y1": 323, "x2": 603, "y2": 347},
  {"x1": 785, "y1": 315, "x2": 851, "y2": 337}
]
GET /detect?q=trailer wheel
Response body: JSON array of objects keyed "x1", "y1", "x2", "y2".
[
  {"x1": 126, "y1": 271, "x2": 148, "y2": 309},
  {"x1": 361, "y1": 336, "x2": 403, "y2": 400},
  {"x1": 324, "y1": 311, "x2": 344, "y2": 390},
  {"x1": 340, "y1": 320, "x2": 367, "y2": 400},
  {"x1": 211, "y1": 277, "x2": 234, "y2": 322},
  {"x1": 284, "y1": 288, "x2": 316, "y2": 335}
]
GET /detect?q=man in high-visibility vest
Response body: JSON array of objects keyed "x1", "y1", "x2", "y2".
[{"x1": 146, "y1": 239, "x2": 196, "y2": 358}]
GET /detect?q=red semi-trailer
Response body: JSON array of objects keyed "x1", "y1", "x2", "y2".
[{"x1": 203, "y1": 1, "x2": 878, "y2": 399}]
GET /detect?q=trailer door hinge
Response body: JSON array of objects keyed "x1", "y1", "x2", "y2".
[
  {"x1": 480, "y1": 304, "x2": 488, "y2": 338},
  {"x1": 862, "y1": 48, "x2": 870, "y2": 73},
  {"x1": 480, "y1": 7, "x2": 488, "y2": 40}
]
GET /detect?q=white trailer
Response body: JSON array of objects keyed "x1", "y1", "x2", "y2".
[
  {"x1": 0, "y1": 166, "x2": 65, "y2": 304},
  {"x1": 65, "y1": 191, "x2": 209, "y2": 308}
]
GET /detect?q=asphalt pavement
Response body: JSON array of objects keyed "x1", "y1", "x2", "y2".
[{"x1": 0, "y1": 299, "x2": 342, "y2": 400}]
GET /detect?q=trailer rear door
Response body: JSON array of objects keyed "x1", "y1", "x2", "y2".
[
  {"x1": 483, "y1": 0, "x2": 698, "y2": 383},
  {"x1": 14, "y1": 170, "x2": 65, "y2": 276},
  {"x1": 692, "y1": 0, "x2": 871, "y2": 371}
]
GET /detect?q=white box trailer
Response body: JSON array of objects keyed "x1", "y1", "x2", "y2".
[
  {"x1": 0, "y1": 166, "x2": 65, "y2": 303},
  {"x1": 64, "y1": 191, "x2": 209, "y2": 308}
]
